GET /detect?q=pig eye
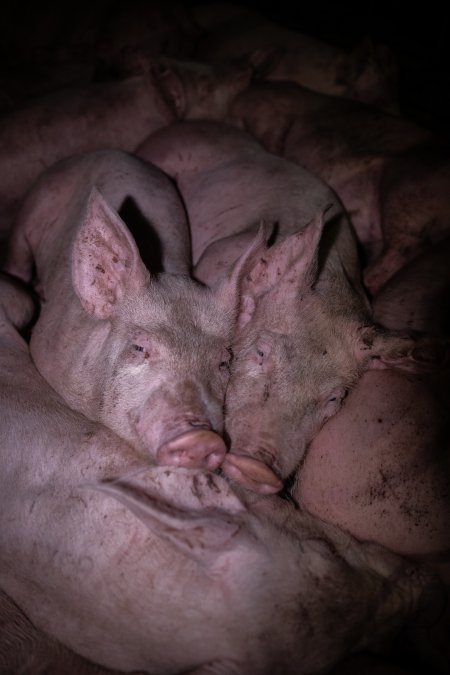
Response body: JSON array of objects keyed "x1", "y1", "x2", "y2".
[
  {"x1": 132, "y1": 344, "x2": 145, "y2": 353},
  {"x1": 219, "y1": 347, "x2": 233, "y2": 374},
  {"x1": 321, "y1": 388, "x2": 348, "y2": 421}
]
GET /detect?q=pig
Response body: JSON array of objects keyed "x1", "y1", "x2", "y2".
[
  {"x1": 0, "y1": 70, "x2": 177, "y2": 249},
  {"x1": 228, "y1": 80, "x2": 450, "y2": 294},
  {"x1": 295, "y1": 237, "x2": 450, "y2": 559},
  {"x1": 4, "y1": 148, "x2": 260, "y2": 470},
  {"x1": 192, "y1": 2, "x2": 399, "y2": 113},
  {"x1": 117, "y1": 54, "x2": 253, "y2": 121},
  {"x1": 295, "y1": 238, "x2": 450, "y2": 674},
  {"x1": 137, "y1": 119, "x2": 445, "y2": 493},
  {"x1": 0, "y1": 588, "x2": 133, "y2": 675},
  {"x1": 0, "y1": 272, "x2": 439, "y2": 674},
  {"x1": 136, "y1": 119, "x2": 347, "y2": 269}
]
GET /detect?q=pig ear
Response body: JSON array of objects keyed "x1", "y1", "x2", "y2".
[
  {"x1": 213, "y1": 222, "x2": 269, "y2": 324},
  {"x1": 237, "y1": 208, "x2": 329, "y2": 329},
  {"x1": 89, "y1": 479, "x2": 242, "y2": 564},
  {"x1": 72, "y1": 187, "x2": 150, "y2": 320},
  {"x1": 361, "y1": 326, "x2": 450, "y2": 374}
]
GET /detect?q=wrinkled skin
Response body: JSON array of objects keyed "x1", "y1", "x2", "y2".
[
  {"x1": 296, "y1": 240, "x2": 450, "y2": 673},
  {"x1": 192, "y1": 3, "x2": 398, "y2": 113},
  {"x1": 138, "y1": 120, "x2": 447, "y2": 493},
  {"x1": 4, "y1": 149, "x2": 257, "y2": 470},
  {"x1": 0, "y1": 274, "x2": 437, "y2": 674},
  {"x1": 0, "y1": 71, "x2": 177, "y2": 247},
  {"x1": 228, "y1": 80, "x2": 450, "y2": 294}
]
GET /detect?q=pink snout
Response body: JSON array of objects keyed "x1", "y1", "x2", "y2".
[
  {"x1": 222, "y1": 453, "x2": 283, "y2": 494},
  {"x1": 157, "y1": 429, "x2": 227, "y2": 471}
]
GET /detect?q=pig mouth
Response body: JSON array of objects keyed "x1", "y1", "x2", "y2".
[{"x1": 222, "y1": 450, "x2": 283, "y2": 495}]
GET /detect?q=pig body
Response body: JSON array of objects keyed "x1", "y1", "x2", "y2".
[
  {"x1": 136, "y1": 119, "x2": 347, "y2": 278},
  {"x1": 229, "y1": 81, "x2": 450, "y2": 293},
  {"x1": 296, "y1": 238, "x2": 450, "y2": 559},
  {"x1": 0, "y1": 274, "x2": 436, "y2": 674},
  {"x1": 4, "y1": 149, "x2": 247, "y2": 470},
  {"x1": 0, "y1": 72, "x2": 177, "y2": 247},
  {"x1": 138, "y1": 120, "x2": 441, "y2": 493},
  {"x1": 121, "y1": 54, "x2": 252, "y2": 121},
  {"x1": 0, "y1": 588, "x2": 129, "y2": 675},
  {"x1": 192, "y1": 3, "x2": 398, "y2": 113},
  {"x1": 295, "y1": 240, "x2": 450, "y2": 673}
]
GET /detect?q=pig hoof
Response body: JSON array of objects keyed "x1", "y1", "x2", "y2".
[
  {"x1": 157, "y1": 429, "x2": 226, "y2": 471},
  {"x1": 222, "y1": 453, "x2": 283, "y2": 494}
]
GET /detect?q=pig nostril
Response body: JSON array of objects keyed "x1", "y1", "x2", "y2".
[
  {"x1": 188, "y1": 420, "x2": 211, "y2": 430},
  {"x1": 157, "y1": 430, "x2": 226, "y2": 470}
]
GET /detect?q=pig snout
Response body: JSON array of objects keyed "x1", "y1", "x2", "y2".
[
  {"x1": 157, "y1": 428, "x2": 227, "y2": 470},
  {"x1": 222, "y1": 452, "x2": 284, "y2": 494}
]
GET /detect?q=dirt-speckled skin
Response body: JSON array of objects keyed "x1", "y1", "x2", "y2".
[
  {"x1": 4, "y1": 149, "x2": 251, "y2": 470},
  {"x1": 0, "y1": 277, "x2": 436, "y2": 675}
]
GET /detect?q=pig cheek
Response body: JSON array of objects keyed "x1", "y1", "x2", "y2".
[
  {"x1": 127, "y1": 385, "x2": 167, "y2": 459},
  {"x1": 225, "y1": 377, "x2": 281, "y2": 470},
  {"x1": 104, "y1": 353, "x2": 164, "y2": 453}
]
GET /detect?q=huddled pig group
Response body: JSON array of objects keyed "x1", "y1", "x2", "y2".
[{"x1": 0, "y1": 2, "x2": 449, "y2": 674}]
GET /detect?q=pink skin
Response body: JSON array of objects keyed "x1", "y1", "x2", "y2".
[
  {"x1": 295, "y1": 240, "x2": 450, "y2": 671},
  {"x1": 136, "y1": 119, "x2": 345, "y2": 268},
  {"x1": 228, "y1": 81, "x2": 450, "y2": 293},
  {"x1": 192, "y1": 5, "x2": 398, "y2": 112},
  {"x1": 137, "y1": 119, "x2": 447, "y2": 493},
  {"x1": 149, "y1": 56, "x2": 253, "y2": 121},
  {"x1": 220, "y1": 220, "x2": 446, "y2": 493},
  {"x1": 0, "y1": 589, "x2": 130, "y2": 675},
  {"x1": 4, "y1": 149, "x2": 264, "y2": 470},
  {"x1": 0, "y1": 277, "x2": 436, "y2": 673},
  {"x1": 0, "y1": 70, "x2": 177, "y2": 246},
  {"x1": 296, "y1": 239, "x2": 450, "y2": 557}
]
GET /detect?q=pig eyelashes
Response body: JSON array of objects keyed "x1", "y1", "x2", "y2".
[
  {"x1": 238, "y1": 338, "x2": 273, "y2": 369},
  {"x1": 218, "y1": 347, "x2": 233, "y2": 376},
  {"x1": 128, "y1": 335, "x2": 162, "y2": 362},
  {"x1": 320, "y1": 387, "x2": 348, "y2": 420}
]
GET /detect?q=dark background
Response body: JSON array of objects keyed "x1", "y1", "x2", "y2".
[
  {"x1": 231, "y1": 0, "x2": 450, "y2": 136},
  {"x1": 2, "y1": 1, "x2": 450, "y2": 136}
]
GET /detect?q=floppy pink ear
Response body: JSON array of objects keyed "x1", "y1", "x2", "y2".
[
  {"x1": 72, "y1": 187, "x2": 150, "y2": 320},
  {"x1": 361, "y1": 326, "x2": 449, "y2": 374}
]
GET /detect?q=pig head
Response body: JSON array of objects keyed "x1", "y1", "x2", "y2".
[
  {"x1": 4, "y1": 149, "x2": 261, "y2": 470},
  {"x1": 0, "y1": 274, "x2": 437, "y2": 673},
  {"x1": 221, "y1": 211, "x2": 448, "y2": 493}
]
